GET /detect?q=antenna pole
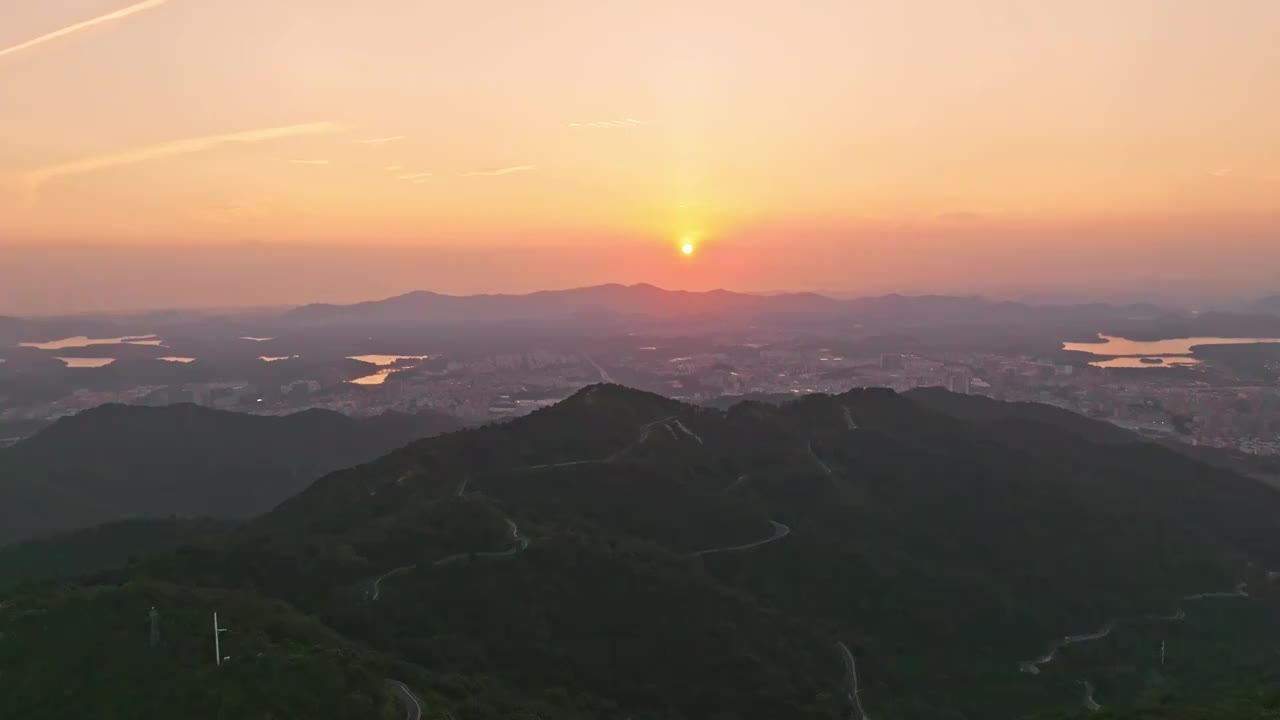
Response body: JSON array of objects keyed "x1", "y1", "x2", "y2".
[
  {"x1": 213, "y1": 612, "x2": 228, "y2": 666},
  {"x1": 149, "y1": 606, "x2": 159, "y2": 648}
]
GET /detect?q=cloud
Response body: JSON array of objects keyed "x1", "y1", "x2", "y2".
[
  {"x1": 1, "y1": 0, "x2": 171, "y2": 60},
  {"x1": 398, "y1": 172, "x2": 432, "y2": 181},
  {"x1": 1210, "y1": 166, "x2": 1233, "y2": 178},
  {"x1": 464, "y1": 165, "x2": 537, "y2": 177},
  {"x1": 289, "y1": 159, "x2": 330, "y2": 165},
  {"x1": 384, "y1": 165, "x2": 403, "y2": 171},
  {"x1": 360, "y1": 136, "x2": 406, "y2": 144},
  {"x1": 25, "y1": 122, "x2": 343, "y2": 190}
]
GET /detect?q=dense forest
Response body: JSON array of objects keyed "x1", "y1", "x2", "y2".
[
  {"x1": 0, "y1": 402, "x2": 461, "y2": 543},
  {"x1": 4, "y1": 384, "x2": 1280, "y2": 718}
]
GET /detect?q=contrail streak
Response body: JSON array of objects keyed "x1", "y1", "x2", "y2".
[
  {"x1": 0, "y1": 0, "x2": 171, "y2": 60},
  {"x1": 464, "y1": 165, "x2": 537, "y2": 176},
  {"x1": 26, "y1": 122, "x2": 343, "y2": 189}
]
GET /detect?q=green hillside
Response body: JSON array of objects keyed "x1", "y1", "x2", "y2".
[
  {"x1": 0, "y1": 403, "x2": 462, "y2": 543},
  {"x1": 5, "y1": 385, "x2": 1280, "y2": 718},
  {"x1": 0, "y1": 581, "x2": 397, "y2": 719}
]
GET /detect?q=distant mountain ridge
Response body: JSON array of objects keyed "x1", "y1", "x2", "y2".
[
  {"x1": 286, "y1": 283, "x2": 844, "y2": 324},
  {"x1": 283, "y1": 284, "x2": 1193, "y2": 336},
  {"x1": 0, "y1": 402, "x2": 463, "y2": 543}
]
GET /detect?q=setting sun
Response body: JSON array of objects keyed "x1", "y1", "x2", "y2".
[{"x1": 681, "y1": 243, "x2": 695, "y2": 256}]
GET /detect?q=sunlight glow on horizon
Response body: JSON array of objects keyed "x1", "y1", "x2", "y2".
[{"x1": 1, "y1": 0, "x2": 1278, "y2": 309}]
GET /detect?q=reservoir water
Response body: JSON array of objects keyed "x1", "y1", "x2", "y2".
[
  {"x1": 347, "y1": 354, "x2": 431, "y2": 366},
  {"x1": 55, "y1": 357, "x2": 116, "y2": 368},
  {"x1": 20, "y1": 335, "x2": 162, "y2": 350},
  {"x1": 1088, "y1": 357, "x2": 1201, "y2": 369},
  {"x1": 349, "y1": 368, "x2": 402, "y2": 385},
  {"x1": 1064, "y1": 335, "x2": 1280, "y2": 369},
  {"x1": 1064, "y1": 335, "x2": 1280, "y2": 356},
  {"x1": 346, "y1": 355, "x2": 431, "y2": 385}
]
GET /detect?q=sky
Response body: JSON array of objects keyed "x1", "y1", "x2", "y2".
[{"x1": 1, "y1": 0, "x2": 1278, "y2": 313}]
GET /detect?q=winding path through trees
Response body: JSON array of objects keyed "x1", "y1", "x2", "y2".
[
  {"x1": 720, "y1": 474, "x2": 751, "y2": 495},
  {"x1": 1080, "y1": 680, "x2": 1101, "y2": 712},
  {"x1": 369, "y1": 565, "x2": 415, "y2": 601},
  {"x1": 689, "y1": 521, "x2": 791, "y2": 557},
  {"x1": 387, "y1": 680, "x2": 423, "y2": 720},
  {"x1": 807, "y1": 440, "x2": 833, "y2": 476},
  {"x1": 1020, "y1": 581, "x2": 1252, "y2": 675},
  {"x1": 836, "y1": 641, "x2": 871, "y2": 720}
]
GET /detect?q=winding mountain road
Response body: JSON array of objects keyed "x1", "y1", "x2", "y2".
[
  {"x1": 1020, "y1": 582, "x2": 1251, "y2": 674},
  {"x1": 1144, "y1": 607, "x2": 1186, "y2": 622},
  {"x1": 836, "y1": 641, "x2": 871, "y2": 720},
  {"x1": 434, "y1": 518, "x2": 529, "y2": 565},
  {"x1": 529, "y1": 414, "x2": 680, "y2": 467},
  {"x1": 522, "y1": 459, "x2": 609, "y2": 471},
  {"x1": 1080, "y1": 680, "x2": 1101, "y2": 711},
  {"x1": 388, "y1": 680, "x2": 423, "y2": 720},
  {"x1": 807, "y1": 440, "x2": 833, "y2": 476},
  {"x1": 369, "y1": 565, "x2": 416, "y2": 601},
  {"x1": 672, "y1": 418, "x2": 704, "y2": 445},
  {"x1": 1183, "y1": 581, "x2": 1249, "y2": 600},
  {"x1": 720, "y1": 474, "x2": 751, "y2": 495},
  {"x1": 690, "y1": 521, "x2": 790, "y2": 557},
  {"x1": 1020, "y1": 622, "x2": 1114, "y2": 674}
]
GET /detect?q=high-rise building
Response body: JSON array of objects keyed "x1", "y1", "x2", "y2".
[{"x1": 948, "y1": 372, "x2": 971, "y2": 395}]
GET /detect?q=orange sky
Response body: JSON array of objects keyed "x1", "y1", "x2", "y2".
[{"x1": 1, "y1": 0, "x2": 1278, "y2": 312}]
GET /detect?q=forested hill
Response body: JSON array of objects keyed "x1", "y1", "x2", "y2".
[
  {"x1": 0, "y1": 402, "x2": 462, "y2": 543},
  {"x1": 5, "y1": 385, "x2": 1280, "y2": 719}
]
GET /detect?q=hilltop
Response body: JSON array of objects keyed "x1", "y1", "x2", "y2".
[
  {"x1": 0, "y1": 402, "x2": 462, "y2": 543},
  {"x1": 5, "y1": 385, "x2": 1280, "y2": 718}
]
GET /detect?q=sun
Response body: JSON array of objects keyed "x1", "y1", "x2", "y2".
[{"x1": 681, "y1": 242, "x2": 695, "y2": 256}]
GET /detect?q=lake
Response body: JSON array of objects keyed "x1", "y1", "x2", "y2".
[
  {"x1": 1063, "y1": 335, "x2": 1280, "y2": 356},
  {"x1": 347, "y1": 354, "x2": 431, "y2": 366},
  {"x1": 20, "y1": 335, "x2": 162, "y2": 350},
  {"x1": 350, "y1": 368, "x2": 402, "y2": 385},
  {"x1": 55, "y1": 357, "x2": 116, "y2": 368},
  {"x1": 1089, "y1": 357, "x2": 1202, "y2": 369},
  {"x1": 347, "y1": 355, "x2": 430, "y2": 385}
]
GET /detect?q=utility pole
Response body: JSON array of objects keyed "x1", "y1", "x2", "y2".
[
  {"x1": 149, "y1": 606, "x2": 160, "y2": 648},
  {"x1": 213, "y1": 612, "x2": 228, "y2": 666},
  {"x1": 1161, "y1": 640, "x2": 1166, "y2": 666}
]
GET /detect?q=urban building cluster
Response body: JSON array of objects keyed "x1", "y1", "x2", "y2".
[{"x1": 4, "y1": 343, "x2": 1278, "y2": 456}]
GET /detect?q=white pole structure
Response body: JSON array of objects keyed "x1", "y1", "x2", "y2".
[
  {"x1": 1161, "y1": 640, "x2": 1166, "y2": 666},
  {"x1": 214, "y1": 612, "x2": 228, "y2": 666}
]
